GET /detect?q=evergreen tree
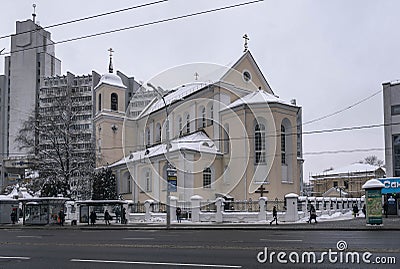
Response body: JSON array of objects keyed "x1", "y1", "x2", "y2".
[{"x1": 92, "y1": 167, "x2": 117, "y2": 200}]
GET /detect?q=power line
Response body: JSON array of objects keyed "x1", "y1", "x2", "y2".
[
  {"x1": 302, "y1": 89, "x2": 381, "y2": 126},
  {"x1": 0, "y1": 0, "x2": 264, "y2": 56},
  {"x1": 0, "y1": 0, "x2": 168, "y2": 41}
]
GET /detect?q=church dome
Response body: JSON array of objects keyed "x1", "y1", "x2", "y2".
[{"x1": 95, "y1": 72, "x2": 126, "y2": 89}]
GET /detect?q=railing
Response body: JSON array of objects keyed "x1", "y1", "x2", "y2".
[
  {"x1": 151, "y1": 202, "x2": 166, "y2": 213},
  {"x1": 200, "y1": 201, "x2": 217, "y2": 212},
  {"x1": 266, "y1": 200, "x2": 286, "y2": 212},
  {"x1": 225, "y1": 200, "x2": 259, "y2": 212},
  {"x1": 129, "y1": 202, "x2": 146, "y2": 213}
]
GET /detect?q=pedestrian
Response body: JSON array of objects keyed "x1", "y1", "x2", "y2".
[
  {"x1": 352, "y1": 204, "x2": 359, "y2": 218},
  {"x1": 270, "y1": 206, "x2": 278, "y2": 225},
  {"x1": 362, "y1": 204, "x2": 366, "y2": 218},
  {"x1": 90, "y1": 211, "x2": 97, "y2": 226},
  {"x1": 10, "y1": 209, "x2": 16, "y2": 224},
  {"x1": 383, "y1": 201, "x2": 389, "y2": 218},
  {"x1": 104, "y1": 210, "x2": 111, "y2": 225},
  {"x1": 58, "y1": 209, "x2": 65, "y2": 226},
  {"x1": 308, "y1": 205, "x2": 317, "y2": 223},
  {"x1": 121, "y1": 207, "x2": 127, "y2": 224},
  {"x1": 176, "y1": 207, "x2": 182, "y2": 223},
  {"x1": 115, "y1": 206, "x2": 120, "y2": 223}
]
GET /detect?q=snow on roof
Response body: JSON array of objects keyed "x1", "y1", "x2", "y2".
[
  {"x1": 224, "y1": 89, "x2": 295, "y2": 110},
  {"x1": 315, "y1": 163, "x2": 384, "y2": 177},
  {"x1": 140, "y1": 82, "x2": 211, "y2": 117},
  {"x1": 94, "y1": 73, "x2": 127, "y2": 89},
  {"x1": 109, "y1": 131, "x2": 221, "y2": 168},
  {"x1": 362, "y1": 179, "x2": 385, "y2": 189}
]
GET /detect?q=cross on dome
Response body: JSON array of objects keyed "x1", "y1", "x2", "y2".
[{"x1": 108, "y1": 48, "x2": 114, "y2": 73}]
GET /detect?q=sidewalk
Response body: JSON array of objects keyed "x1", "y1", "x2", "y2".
[{"x1": 1, "y1": 216, "x2": 399, "y2": 230}]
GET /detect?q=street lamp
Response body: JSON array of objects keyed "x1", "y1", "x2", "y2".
[{"x1": 147, "y1": 83, "x2": 171, "y2": 229}]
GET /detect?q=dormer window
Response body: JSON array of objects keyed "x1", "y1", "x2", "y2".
[{"x1": 111, "y1": 93, "x2": 118, "y2": 111}]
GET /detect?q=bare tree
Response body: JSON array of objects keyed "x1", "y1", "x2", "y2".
[
  {"x1": 15, "y1": 90, "x2": 95, "y2": 198},
  {"x1": 360, "y1": 155, "x2": 384, "y2": 166}
]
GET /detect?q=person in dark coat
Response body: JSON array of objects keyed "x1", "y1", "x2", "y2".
[
  {"x1": 352, "y1": 204, "x2": 359, "y2": 218},
  {"x1": 308, "y1": 205, "x2": 317, "y2": 223},
  {"x1": 58, "y1": 209, "x2": 65, "y2": 226},
  {"x1": 383, "y1": 202, "x2": 389, "y2": 218},
  {"x1": 90, "y1": 211, "x2": 97, "y2": 226},
  {"x1": 10, "y1": 209, "x2": 16, "y2": 224},
  {"x1": 176, "y1": 207, "x2": 182, "y2": 223},
  {"x1": 121, "y1": 208, "x2": 127, "y2": 224},
  {"x1": 270, "y1": 206, "x2": 278, "y2": 225},
  {"x1": 104, "y1": 210, "x2": 111, "y2": 225},
  {"x1": 115, "y1": 207, "x2": 120, "y2": 223},
  {"x1": 362, "y1": 204, "x2": 366, "y2": 218}
]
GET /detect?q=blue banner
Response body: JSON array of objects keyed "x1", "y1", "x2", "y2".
[{"x1": 379, "y1": 178, "x2": 400, "y2": 194}]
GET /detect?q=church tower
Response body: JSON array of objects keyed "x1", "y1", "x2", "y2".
[{"x1": 94, "y1": 48, "x2": 127, "y2": 167}]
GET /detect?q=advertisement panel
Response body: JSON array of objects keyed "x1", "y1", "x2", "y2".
[
  {"x1": 379, "y1": 178, "x2": 400, "y2": 194},
  {"x1": 366, "y1": 189, "x2": 382, "y2": 225}
]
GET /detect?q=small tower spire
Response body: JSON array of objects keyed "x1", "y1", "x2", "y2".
[
  {"x1": 32, "y1": 4, "x2": 37, "y2": 23},
  {"x1": 108, "y1": 48, "x2": 114, "y2": 73},
  {"x1": 243, "y1": 34, "x2": 249, "y2": 53}
]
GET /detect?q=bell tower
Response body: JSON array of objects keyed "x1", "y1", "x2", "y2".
[{"x1": 94, "y1": 49, "x2": 127, "y2": 167}]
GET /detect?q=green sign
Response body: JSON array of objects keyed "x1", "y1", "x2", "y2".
[{"x1": 366, "y1": 189, "x2": 382, "y2": 225}]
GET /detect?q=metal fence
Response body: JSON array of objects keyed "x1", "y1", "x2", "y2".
[
  {"x1": 200, "y1": 201, "x2": 217, "y2": 212},
  {"x1": 225, "y1": 200, "x2": 260, "y2": 212},
  {"x1": 265, "y1": 200, "x2": 286, "y2": 212},
  {"x1": 151, "y1": 202, "x2": 166, "y2": 213},
  {"x1": 129, "y1": 202, "x2": 146, "y2": 213}
]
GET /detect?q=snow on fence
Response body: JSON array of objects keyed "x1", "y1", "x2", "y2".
[{"x1": 126, "y1": 195, "x2": 364, "y2": 224}]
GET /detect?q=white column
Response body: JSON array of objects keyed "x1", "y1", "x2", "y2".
[
  {"x1": 144, "y1": 199, "x2": 154, "y2": 222},
  {"x1": 191, "y1": 195, "x2": 203, "y2": 222},
  {"x1": 215, "y1": 197, "x2": 224, "y2": 223},
  {"x1": 258, "y1": 197, "x2": 267, "y2": 221},
  {"x1": 170, "y1": 196, "x2": 178, "y2": 222},
  {"x1": 285, "y1": 193, "x2": 299, "y2": 222}
]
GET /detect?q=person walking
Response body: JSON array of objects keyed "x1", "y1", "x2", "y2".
[
  {"x1": 104, "y1": 210, "x2": 111, "y2": 225},
  {"x1": 90, "y1": 211, "x2": 97, "y2": 226},
  {"x1": 115, "y1": 207, "x2": 120, "y2": 223},
  {"x1": 10, "y1": 209, "x2": 16, "y2": 224},
  {"x1": 270, "y1": 206, "x2": 278, "y2": 225},
  {"x1": 58, "y1": 209, "x2": 65, "y2": 226},
  {"x1": 176, "y1": 207, "x2": 182, "y2": 223},
  {"x1": 121, "y1": 207, "x2": 127, "y2": 224},
  {"x1": 362, "y1": 204, "x2": 366, "y2": 218},
  {"x1": 308, "y1": 205, "x2": 317, "y2": 223},
  {"x1": 352, "y1": 204, "x2": 359, "y2": 218},
  {"x1": 383, "y1": 201, "x2": 389, "y2": 218}
]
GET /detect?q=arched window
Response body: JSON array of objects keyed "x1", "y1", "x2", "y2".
[
  {"x1": 223, "y1": 124, "x2": 230, "y2": 154},
  {"x1": 155, "y1": 123, "x2": 161, "y2": 143},
  {"x1": 145, "y1": 169, "x2": 152, "y2": 192},
  {"x1": 145, "y1": 127, "x2": 151, "y2": 146},
  {"x1": 111, "y1": 93, "x2": 118, "y2": 111},
  {"x1": 186, "y1": 114, "x2": 190, "y2": 134},
  {"x1": 208, "y1": 105, "x2": 214, "y2": 126},
  {"x1": 254, "y1": 123, "x2": 266, "y2": 164},
  {"x1": 201, "y1": 107, "x2": 206, "y2": 128},
  {"x1": 178, "y1": 116, "x2": 183, "y2": 136},
  {"x1": 203, "y1": 167, "x2": 212, "y2": 188},
  {"x1": 281, "y1": 125, "x2": 286, "y2": 164},
  {"x1": 98, "y1": 93, "x2": 102, "y2": 111}
]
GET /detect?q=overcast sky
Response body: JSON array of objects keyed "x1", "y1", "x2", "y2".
[{"x1": 1, "y1": 0, "x2": 397, "y2": 181}]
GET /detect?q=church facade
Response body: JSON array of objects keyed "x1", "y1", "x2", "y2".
[{"x1": 101, "y1": 51, "x2": 304, "y2": 202}]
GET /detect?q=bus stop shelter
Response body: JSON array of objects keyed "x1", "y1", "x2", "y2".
[
  {"x1": 0, "y1": 197, "x2": 19, "y2": 224},
  {"x1": 19, "y1": 197, "x2": 69, "y2": 225},
  {"x1": 75, "y1": 200, "x2": 128, "y2": 225}
]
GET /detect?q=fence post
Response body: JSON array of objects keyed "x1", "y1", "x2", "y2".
[
  {"x1": 215, "y1": 197, "x2": 224, "y2": 223},
  {"x1": 258, "y1": 197, "x2": 267, "y2": 221},
  {"x1": 170, "y1": 196, "x2": 178, "y2": 223},
  {"x1": 144, "y1": 200, "x2": 154, "y2": 222},
  {"x1": 285, "y1": 193, "x2": 299, "y2": 222},
  {"x1": 191, "y1": 195, "x2": 203, "y2": 222},
  {"x1": 326, "y1": 198, "x2": 331, "y2": 215}
]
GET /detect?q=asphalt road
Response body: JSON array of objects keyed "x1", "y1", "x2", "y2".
[{"x1": 0, "y1": 228, "x2": 399, "y2": 269}]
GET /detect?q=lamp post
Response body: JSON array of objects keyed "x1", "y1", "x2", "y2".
[{"x1": 147, "y1": 83, "x2": 171, "y2": 229}]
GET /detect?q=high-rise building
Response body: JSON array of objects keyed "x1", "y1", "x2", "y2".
[
  {"x1": 1, "y1": 18, "x2": 61, "y2": 191},
  {"x1": 383, "y1": 80, "x2": 400, "y2": 177}
]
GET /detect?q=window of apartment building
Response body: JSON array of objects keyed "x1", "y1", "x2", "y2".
[
  {"x1": 111, "y1": 93, "x2": 118, "y2": 111},
  {"x1": 254, "y1": 123, "x2": 266, "y2": 164},
  {"x1": 393, "y1": 135, "x2": 400, "y2": 176},
  {"x1": 178, "y1": 116, "x2": 183, "y2": 136},
  {"x1": 145, "y1": 169, "x2": 152, "y2": 192},
  {"x1": 333, "y1": 181, "x2": 338, "y2": 188},
  {"x1": 391, "y1": 105, "x2": 400, "y2": 115},
  {"x1": 209, "y1": 104, "x2": 214, "y2": 126},
  {"x1": 203, "y1": 167, "x2": 212, "y2": 188},
  {"x1": 223, "y1": 124, "x2": 229, "y2": 154}
]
